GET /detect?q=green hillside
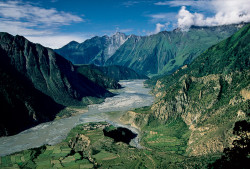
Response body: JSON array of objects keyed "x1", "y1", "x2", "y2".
[
  {"x1": 144, "y1": 23, "x2": 250, "y2": 165},
  {"x1": 106, "y1": 24, "x2": 242, "y2": 76},
  {"x1": 55, "y1": 32, "x2": 128, "y2": 65},
  {"x1": 1, "y1": 24, "x2": 249, "y2": 168}
]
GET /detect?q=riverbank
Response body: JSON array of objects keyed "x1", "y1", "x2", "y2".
[
  {"x1": 0, "y1": 122, "x2": 155, "y2": 169},
  {"x1": 0, "y1": 80, "x2": 154, "y2": 156},
  {"x1": 54, "y1": 107, "x2": 88, "y2": 120}
]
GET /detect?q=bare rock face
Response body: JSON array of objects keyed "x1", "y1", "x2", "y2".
[
  {"x1": 69, "y1": 134, "x2": 90, "y2": 152},
  {"x1": 107, "y1": 32, "x2": 129, "y2": 60},
  {"x1": 120, "y1": 111, "x2": 150, "y2": 130}
]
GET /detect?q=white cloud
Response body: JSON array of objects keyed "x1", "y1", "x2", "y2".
[
  {"x1": 177, "y1": 0, "x2": 250, "y2": 30},
  {"x1": 155, "y1": 0, "x2": 250, "y2": 30},
  {"x1": 155, "y1": 23, "x2": 166, "y2": 33},
  {"x1": 0, "y1": 1, "x2": 84, "y2": 48},
  {"x1": 147, "y1": 22, "x2": 170, "y2": 35},
  {"x1": 154, "y1": 0, "x2": 212, "y2": 10},
  {"x1": 0, "y1": 1, "x2": 83, "y2": 26}
]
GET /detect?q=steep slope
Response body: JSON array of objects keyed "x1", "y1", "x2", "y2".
[
  {"x1": 149, "y1": 23, "x2": 250, "y2": 156},
  {"x1": 0, "y1": 32, "x2": 112, "y2": 106},
  {"x1": 1, "y1": 25, "x2": 249, "y2": 167},
  {"x1": 55, "y1": 32, "x2": 129, "y2": 65},
  {"x1": 106, "y1": 24, "x2": 243, "y2": 75},
  {"x1": 75, "y1": 65, "x2": 122, "y2": 89},
  {"x1": 76, "y1": 64, "x2": 148, "y2": 89},
  {"x1": 91, "y1": 65, "x2": 148, "y2": 80},
  {"x1": 0, "y1": 47, "x2": 64, "y2": 136}
]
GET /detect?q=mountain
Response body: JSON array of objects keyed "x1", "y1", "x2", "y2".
[
  {"x1": 75, "y1": 65, "x2": 122, "y2": 89},
  {"x1": 0, "y1": 32, "x2": 115, "y2": 136},
  {"x1": 0, "y1": 49, "x2": 65, "y2": 136},
  {"x1": 116, "y1": 24, "x2": 250, "y2": 168},
  {"x1": 144, "y1": 23, "x2": 250, "y2": 160},
  {"x1": 83, "y1": 65, "x2": 148, "y2": 80},
  {"x1": 106, "y1": 24, "x2": 244, "y2": 76},
  {"x1": 76, "y1": 64, "x2": 148, "y2": 89},
  {"x1": 0, "y1": 32, "x2": 112, "y2": 107},
  {"x1": 1, "y1": 24, "x2": 249, "y2": 168},
  {"x1": 55, "y1": 32, "x2": 129, "y2": 66}
]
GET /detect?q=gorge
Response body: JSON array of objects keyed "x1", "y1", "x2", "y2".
[{"x1": 0, "y1": 20, "x2": 249, "y2": 169}]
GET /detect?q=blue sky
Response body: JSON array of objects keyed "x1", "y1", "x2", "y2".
[{"x1": 0, "y1": 0, "x2": 249, "y2": 48}]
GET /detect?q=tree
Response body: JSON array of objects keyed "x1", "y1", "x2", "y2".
[{"x1": 209, "y1": 120, "x2": 250, "y2": 169}]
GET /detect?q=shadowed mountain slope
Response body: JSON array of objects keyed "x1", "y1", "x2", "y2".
[{"x1": 0, "y1": 33, "x2": 112, "y2": 106}]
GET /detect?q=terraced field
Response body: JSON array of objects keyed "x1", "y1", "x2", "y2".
[
  {"x1": 0, "y1": 122, "x2": 156, "y2": 169},
  {"x1": 1, "y1": 112, "x2": 224, "y2": 168}
]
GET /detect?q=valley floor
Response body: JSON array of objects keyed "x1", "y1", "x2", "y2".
[{"x1": 0, "y1": 120, "x2": 220, "y2": 169}]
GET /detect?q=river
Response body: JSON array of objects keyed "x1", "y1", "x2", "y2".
[{"x1": 0, "y1": 80, "x2": 153, "y2": 156}]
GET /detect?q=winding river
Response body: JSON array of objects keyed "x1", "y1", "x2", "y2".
[{"x1": 0, "y1": 80, "x2": 153, "y2": 156}]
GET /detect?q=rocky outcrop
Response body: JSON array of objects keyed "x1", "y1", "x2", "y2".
[
  {"x1": 151, "y1": 71, "x2": 249, "y2": 156},
  {"x1": 152, "y1": 74, "x2": 221, "y2": 121},
  {"x1": 120, "y1": 111, "x2": 150, "y2": 130},
  {"x1": 69, "y1": 134, "x2": 90, "y2": 152}
]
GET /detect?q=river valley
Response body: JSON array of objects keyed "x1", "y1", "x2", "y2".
[{"x1": 0, "y1": 80, "x2": 153, "y2": 156}]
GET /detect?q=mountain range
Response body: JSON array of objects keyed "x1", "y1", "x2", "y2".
[
  {"x1": 1, "y1": 23, "x2": 249, "y2": 168},
  {"x1": 57, "y1": 24, "x2": 244, "y2": 76},
  {"x1": 55, "y1": 32, "x2": 129, "y2": 66},
  {"x1": 142, "y1": 23, "x2": 250, "y2": 165},
  {"x1": 0, "y1": 33, "x2": 147, "y2": 136}
]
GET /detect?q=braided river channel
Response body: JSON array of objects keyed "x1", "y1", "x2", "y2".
[{"x1": 0, "y1": 80, "x2": 154, "y2": 156}]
